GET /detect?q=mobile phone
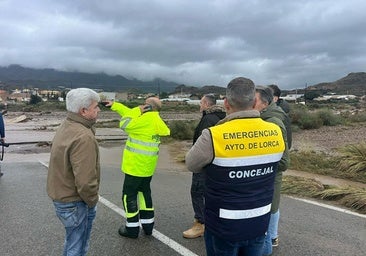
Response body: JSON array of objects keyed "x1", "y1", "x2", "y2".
[
  {"x1": 143, "y1": 104, "x2": 152, "y2": 111},
  {"x1": 100, "y1": 101, "x2": 111, "y2": 108}
]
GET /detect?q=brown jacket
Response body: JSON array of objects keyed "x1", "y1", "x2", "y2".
[{"x1": 47, "y1": 112, "x2": 100, "y2": 207}]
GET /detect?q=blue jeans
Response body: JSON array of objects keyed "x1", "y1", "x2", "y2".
[
  {"x1": 205, "y1": 228, "x2": 265, "y2": 256},
  {"x1": 53, "y1": 201, "x2": 97, "y2": 256},
  {"x1": 190, "y1": 172, "x2": 205, "y2": 223},
  {"x1": 262, "y1": 211, "x2": 280, "y2": 256}
]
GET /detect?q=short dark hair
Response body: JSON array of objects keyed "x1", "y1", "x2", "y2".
[
  {"x1": 226, "y1": 77, "x2": 255, "y2": 110},
  {"x1": 268, "y1": 84, "x2": 281, "y2": 97},
  {"x1": 256, "y1": 86, "x2": 273, "y2": 105},
  {"x1": 203, "y1": 94, "x2": 216, "y2": 106}
]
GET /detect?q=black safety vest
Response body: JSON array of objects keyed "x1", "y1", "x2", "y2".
[{"x1": 205, "y1": 117, "x2": 285, "y2": 241}]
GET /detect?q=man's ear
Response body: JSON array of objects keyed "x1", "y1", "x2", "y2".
[
  {"x1": 252, "y1": 97, "x2": 258, "y2": 109},
  {"x1": 223, "y1": 97, "x2": 230, "y2": 112},
  {"x1": 79, "y1": 107, "x2": 87, "y2": 117}
]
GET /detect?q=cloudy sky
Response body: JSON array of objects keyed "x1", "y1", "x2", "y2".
[{"x1": 0, "y1": 0, "x2": 365, "y2": 89}]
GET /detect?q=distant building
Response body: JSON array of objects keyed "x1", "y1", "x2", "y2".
[
  {"x1": 282, "y1": 94, "x2": 304, "y2": 101},
  {"x1": 8, "y1": 92, "x2": 31, "y2": 102},
  {"x1": 99, "y1": 92, "x2": 116, "y2": 101},
  {"x1": 314, "y1": 94, "x2": 357, "y2": 101}
]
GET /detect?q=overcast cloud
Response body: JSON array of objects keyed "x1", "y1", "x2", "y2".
[{"x1": 0, "y1": 0, "x2": 365, "y2": 89}]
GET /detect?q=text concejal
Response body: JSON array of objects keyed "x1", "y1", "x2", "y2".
[{"x1": 229, "y1": 166, "x2": 274, "y2": 179}]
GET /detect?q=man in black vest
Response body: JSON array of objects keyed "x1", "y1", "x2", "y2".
[
  {"x1": 185, "y1": 77, "x2": 285, "y2": 256},
  {"x1": 183, "y1": 94, "x2": 225, "y2": 239}
]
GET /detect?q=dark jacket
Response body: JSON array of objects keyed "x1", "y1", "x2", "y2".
[
  {"x1": 264, "y1": 102, "x2": 292, "y2": 149},
  {"x1": 277, "y1": 98, "x2": 290, "y2": 114},
  {"x1": 193, "y1": 105, "x2": 226, "y2": 144},
  {"x1": 0, "y1": 113, "x2": 4, "y2": 139},
  {"x1": 260, "y1": 102, "x2": 290, "y2": 212}
]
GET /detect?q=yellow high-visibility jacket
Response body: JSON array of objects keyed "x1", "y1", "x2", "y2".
[{"x1": 111, "y1": 102, "x2": 170, "y2": 177}]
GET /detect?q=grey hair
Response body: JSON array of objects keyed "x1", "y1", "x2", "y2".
[
  {"x1": 226, "y1": 77, "x2": 255, "y2": 110},
  {"x1": 203, "y1": 93, "x2": 216, "y2": 106},
  {"x1": 66, "y1": 88, "x2": 100, "y2": 113},
  {"x1": 255, "y1": 86, "x2": 274, "y2": 105}
]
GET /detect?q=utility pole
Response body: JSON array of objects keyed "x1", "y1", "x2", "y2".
[
  {"x1": 157, "y1": 80, "x2": 160, "y2": 98},
  {"x1": 304, "y1": 83, "x2": 307, "y2": 105}
]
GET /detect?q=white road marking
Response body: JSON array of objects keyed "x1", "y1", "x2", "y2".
[
  {"x1": 41, "y1": 160, "x2": 365, "y2": 255},
  {"x1": 285, "y1": 195, "x2": 366, "y2": 219},
  {"x1": 40, "y1": 161, "x2": 198, "y2": 256},
  {"x1": 98, "y1": 196, "x2": 199, "y2": 256}
]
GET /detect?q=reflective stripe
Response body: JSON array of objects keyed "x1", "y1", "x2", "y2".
[
  {"x1": 140, "y1": 218, "x2": 155, "y2": 224},
  {"x1": 126, "y1": 221, "x2": 140, "y2": 227},
  {"x1": 125, "y1": 145, "x2": 159, "y2": 156},
  {"x1": 212, "y1": 152, "x2": 283, "y2": 167},
  {"x1": 128, "y1": 137, "x2": 160, "y2": 147},
  {"x1": 120, "y1": 117, "x2": 132, "y2": 130},
  {"x1": 219, "y1": 204, "x2": 271, "y2": 220}
]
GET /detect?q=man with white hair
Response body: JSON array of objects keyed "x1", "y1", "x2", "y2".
[{"x1": 47, "y1": 88, "x2": 101, "y2": 256}]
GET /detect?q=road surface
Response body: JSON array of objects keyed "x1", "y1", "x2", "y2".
[{"x1": 0, "y1": 157, "x2": 365, "y2": 256}]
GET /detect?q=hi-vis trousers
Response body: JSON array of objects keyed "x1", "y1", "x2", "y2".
[{"x1": 122, "y1": 173, "x2": 154, "y2": 235}]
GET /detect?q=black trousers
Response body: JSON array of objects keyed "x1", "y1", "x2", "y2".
[{"x1": 122, "y1": 173, "x2": 154, "y2": 235}]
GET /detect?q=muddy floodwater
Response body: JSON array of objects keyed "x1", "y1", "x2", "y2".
[{"x1": 2, "y1": 111, "x2": 188, "y2": 172}]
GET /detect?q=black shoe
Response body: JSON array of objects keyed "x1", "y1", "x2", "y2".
[
  {"x1": 142, "y1": 223, "x2": 154, "y2": 236},
  {"x1": 0, "y1": 172, "x2": 3, "y2": 177},
  {"x1": 118, "y1": 226, "x2": 139, "y2": 239},
  {"x1": 143, "y1": 229, "x2": 153, "y2": 236}
]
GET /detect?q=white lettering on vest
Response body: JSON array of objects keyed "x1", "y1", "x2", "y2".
[{"x1": 228, "y1": 166, "x2": 274, "y2": 179}]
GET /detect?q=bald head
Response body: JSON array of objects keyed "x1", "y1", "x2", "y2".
[{"x1": 145, "y1": 97, "x2": 162, "y2": 111}]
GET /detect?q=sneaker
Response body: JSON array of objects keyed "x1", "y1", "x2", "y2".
[{"x1": 272, "y1": 237, "x2": 279, "y2": 247}]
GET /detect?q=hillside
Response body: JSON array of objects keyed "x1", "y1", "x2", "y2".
[
  {"x1": 0, "y1": 64, "x2": 179, "y2": 93},
  {"x1": 1, "y1": 65, "x2": 365, "y2": 96},
  {"x1": 306, "y1": 72, "x2": 366, "y2": 96}
]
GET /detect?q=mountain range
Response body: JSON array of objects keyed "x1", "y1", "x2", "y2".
[
  {"x1": 0, "y1": 64, "x2": 179, "y2": 93},
  {"x1": 0, "y1": 64, "x2": 365, "y2": 96}
]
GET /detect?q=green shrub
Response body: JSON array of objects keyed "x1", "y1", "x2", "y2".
[
  {"x1": 167, "y1": 120, "x2": 198, "y2": 140},
  {"x1": 297, "y1": 112, "x2": 323, "y2": 129},
  {"x1": 7, "y1": 101, "x2": 66, "y2": 112},
  {"x1": 162, "y1": 103, "x2": 199, "y2": 112},
  {"x1": 316, "y1": 109, "x2": 344, "y2": 126},
  {"x1": 346, "y1": 111, "x2": 366, "y2": 123},
  {"x1": 288, "y1": 104, "x2": 308, "y2": 124}
]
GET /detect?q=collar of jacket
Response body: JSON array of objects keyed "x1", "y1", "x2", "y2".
[
  {"x1": 216, "y1": 109, "x2": 260, "y2": 125},
  {"x1": 66, "y1": 112, "x2": 96, "y2": 134},
  {"x1": 203, "y1": 105, "x2": 226, "y2": 115},
  {"x1": 260, "y1": 102, "x2": 284, "y2": 116}
]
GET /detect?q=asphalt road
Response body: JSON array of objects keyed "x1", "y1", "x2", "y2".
[{"x1": 0, "y1": 161, "x2": 365, "y2": 256}]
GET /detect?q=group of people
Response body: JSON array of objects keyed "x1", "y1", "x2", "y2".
[{"x1": 47, "y1": 76, "x2": 292, "y2": 256}]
